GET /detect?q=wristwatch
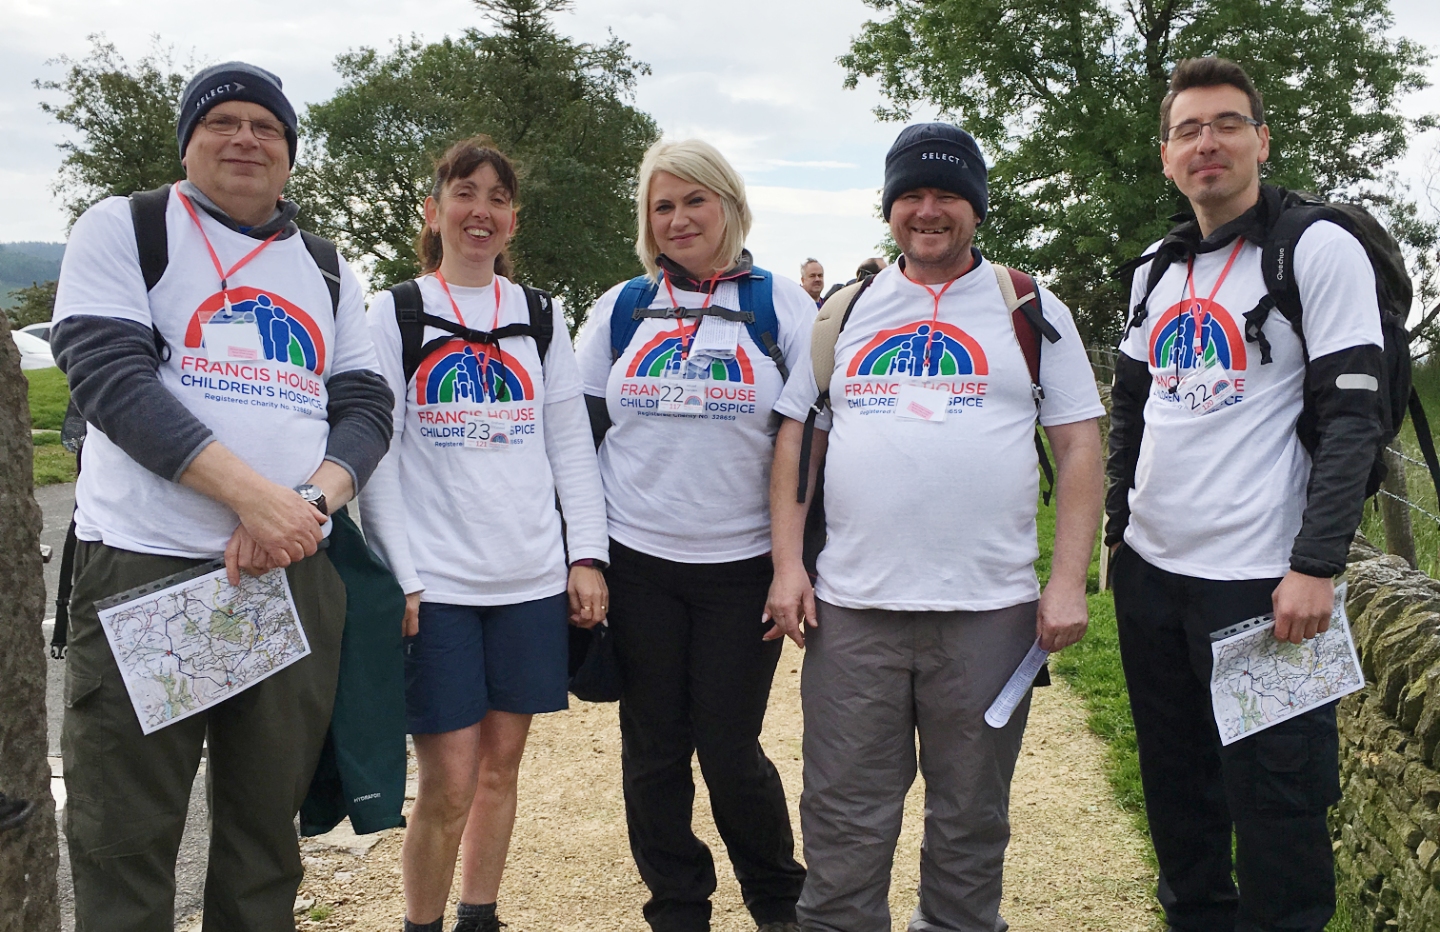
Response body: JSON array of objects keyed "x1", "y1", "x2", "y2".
[{"x1": 294, "y1": 484, "x2": 328, "y2": 517}]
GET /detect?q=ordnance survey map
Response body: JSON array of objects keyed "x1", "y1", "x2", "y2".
[
  {"x1": 96, "y1": 562, "x2": 310, "y2": 735},
  {"x1": 1209, "y1": 581, "x2": 1364, "y2": 746}
]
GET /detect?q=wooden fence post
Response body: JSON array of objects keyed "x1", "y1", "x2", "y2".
[{"x1": 1380, "y1": 447, "x2": 1418, "y2": 570}]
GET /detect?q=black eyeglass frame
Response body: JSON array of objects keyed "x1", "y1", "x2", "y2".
[
  {"x1": 198, "y1": 114, "x2": 288, "y2": 142},
  {"x1": 1163, "y1": 113, "x2": 1264, "y2": 144}
]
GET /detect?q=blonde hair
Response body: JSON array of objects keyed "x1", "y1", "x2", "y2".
[{"x1": 634, "y1": 138, "x2": 752, "y2": 279}]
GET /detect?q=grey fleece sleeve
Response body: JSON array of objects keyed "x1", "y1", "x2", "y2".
[
  {"x1": 51, "y1": 315, "x2": 215, "y2": 481},
  {"x1": 324, "y1": 368, "x2": 394, "y2": 494}
]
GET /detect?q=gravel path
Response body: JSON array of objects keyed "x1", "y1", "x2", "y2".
[{"x1": 290, "y1": 642, "x2": 1160, "y2": 931}]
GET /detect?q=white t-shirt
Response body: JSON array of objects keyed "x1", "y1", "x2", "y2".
[
  {"x1": 52, "y1": 189, "x2": 379, "y2": 558},
  {"x1": 774, "y1": 260, "x2": 1105, "y2": 611},
  {"x1": 1117, "y1": 220, "x2": 1383, "y2": 580},
  {"x1": 360, "y1": 275, "x2": 608, "y2": 605},
  {"x1": 573, "y1": 272, "x2": 817, "y2": 562}
]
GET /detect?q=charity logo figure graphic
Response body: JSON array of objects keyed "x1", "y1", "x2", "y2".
[
  {"x1": 184, "y1": 287, "x2": 328, "y2": 374},
  {"x1": 625, "y1": 326, "x2": 756, "y2": 384},
  {"x1": 1149, "y1": 299, "x2": 1248, "y2": 372},
  {"x1": 847, "y1": 321, "x2": 989, "y2": 378},
  {"x1": 415, "y1": 340, "x2": 536, "y2": 405}
]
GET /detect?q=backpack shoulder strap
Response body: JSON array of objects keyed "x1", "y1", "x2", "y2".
[
  {"x1": 1249, "y1": 193, "x2": 1327, "y2": 364},
  {"x1": 610, "y1": 275, "x2": 660, "y2": 360},
  {"x1": 522, "y1": 284, "x2": 556, "y2": 363},
  {"x1": 391, "y1": 280, "x2": 428, "y2": 386},
  {"x1": 128, "y1": 184, "x2": 172, "y2": 292},
  {"x1": 300, "y1": 230, "x2": 343, "y2": 318},
  {"x1": 736, "y1": 268, "x2": 787, "y2": 381},
  {"x1": 811, "y1": 277, "x2": 872, "y2": 399},
  {"x1": 797, "y1": 275, "x2": 875, "y2": 504},
  {"x1": 994, "y1": 264, "x2": 1059, "y2": 504}
]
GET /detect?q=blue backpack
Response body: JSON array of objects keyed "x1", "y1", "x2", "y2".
[{"x1": 608, "y1": 268, "x2": 789, "y2": 380}]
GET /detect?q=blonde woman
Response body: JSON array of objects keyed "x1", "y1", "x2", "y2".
[{"x1": 573, "y1": 139, "x2": 813, "y2": 932}]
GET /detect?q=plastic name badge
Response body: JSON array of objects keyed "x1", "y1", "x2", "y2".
[
  {"x1": 656, "y1": 382, "x2": 705, "y2": 415},
  {"x1": 202, "y1": 320, "x2": 265, "y2": 361},
  {"x1": 689, "y1": 316, "x2": 742, "y2": 358},
  {"x1": 463, "y1": 412, "x2": 515, "y2": 451},
  {"x1": 1175, "y1": 358, "x2": 1235, "y2": 417},
  {"x1": 895, "y1": 384, "x2": 949, "y2": 423}
]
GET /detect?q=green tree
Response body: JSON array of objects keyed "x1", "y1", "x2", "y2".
[
  {"x1": 35, "y1": 36, "x2": 192, "y2": 225},
  {"x1": 292, "y1": 0, "x2": 659, "y2": 321},
  {"x1": 842, "y1": 0, "x2": 1435, "y2": 344},
  {"x1": 5, "y1": 281, "x2": 58, "y2": 330}
]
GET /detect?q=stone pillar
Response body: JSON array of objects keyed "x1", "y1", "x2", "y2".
[
  {"x1": 1379, "y1": 446, "x2": 1417, "y2": 570},
  {"x1": 0, "y1": 315, "x2": 59, "y2": 931}
]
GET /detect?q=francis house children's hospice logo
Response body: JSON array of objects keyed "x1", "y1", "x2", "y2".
[
  {"x1": 616, "y1": 325, "x2": 762, "y2": 420},
  {"x1": 840, "y1": 320, "x2": 991, "y2": 417},
  {"x1": 411, "y1": 340, "x2": 540, "y2": 450},
  {"x1": 177, "y1": 288, "x2": 328, "y2": 414},
  {"x1": 1148, "y1": 297, "x2": 1249, "y2": 403}
]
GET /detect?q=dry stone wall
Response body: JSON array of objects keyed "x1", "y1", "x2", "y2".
[{"x1": 1334, "y1": 537, "x2": 1440, "y2": 930}]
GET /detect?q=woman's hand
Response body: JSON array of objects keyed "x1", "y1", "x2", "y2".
[
  {"x1": 568, "y1": 565, "x2": 608, "y2": 629},
  {"x1": 763, "y1": 561, "x2": 817, "y2": 648},
  {"x1": 403, "y1": 592, "x2": 422, "y2": 638}
]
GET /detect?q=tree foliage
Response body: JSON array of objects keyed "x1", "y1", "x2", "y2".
[
  {"x1": 4, "y1": 281, "x2": 57, "y2": 330},
  {"x1": 35, "y1": 36, "x2": 191, "y2": 226},
  {"x1": 843, "y1": 0, "x2": 1435, "y2": 344},
  {"x1": 292, "y1": 0, "x2": 660, "y2": 319}
]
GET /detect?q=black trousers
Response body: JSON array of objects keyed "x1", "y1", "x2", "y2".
[
  {"x1": 607, "y1": 540, "x2": 806, "y2": 932},
  {"x1": 1111, "y1": 544, "x2": 1341, "y2": 932}
]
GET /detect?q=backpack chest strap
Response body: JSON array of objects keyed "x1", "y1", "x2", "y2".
[{"x1": 630, "y1": 305, "x2": 755, "y2": 324}]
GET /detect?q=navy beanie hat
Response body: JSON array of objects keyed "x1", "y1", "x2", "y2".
[
  {"x1": 882, "y1": 123, "x2": 988, "y2": 222},
  {"x1": 176, "y1": 62, "x2": 298, "y2": 166}
]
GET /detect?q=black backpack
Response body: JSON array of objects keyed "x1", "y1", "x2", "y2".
[
  {"x1": 387, "y1": 278, "x2": 555, "y2": 386},
  {"x1": 51, "y1": 183, "x2": 345, "y2": 659},
  {"x1": 1124, "y1": 185, "x2": 1440, "y2": 500}
]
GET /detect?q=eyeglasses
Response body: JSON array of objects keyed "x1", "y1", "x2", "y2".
[
  {"x1": 1165, "y1": 114, "x2": 1263, "y2": 144},
  {"x1": 199, "y1": 114, "x2": 287, "y2": 141}
]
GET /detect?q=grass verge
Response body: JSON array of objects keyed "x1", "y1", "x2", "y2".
[
  {"x1": 32, "y1": 431, "x2": 77, "y2": 486},
  {"x1": 24, "y1": 366, "x2": 68, "y2": 430}
]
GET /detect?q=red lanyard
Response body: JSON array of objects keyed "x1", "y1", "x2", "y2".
[
  {"x1": 434, "y1": 269, "x2": 503, "y2": 373},
  {"x1": 176, "y1": 191, "x2": 281, "y2": 312},
  {"x1": 903, "y1": 270, "x2": 960, "y2": 373},
  {"x1": 1183, "y1": 238, "x2": 1245, "y2": 362},
  {"x1": 662, "y1": 271, "x2": 722, "y2": 359}
]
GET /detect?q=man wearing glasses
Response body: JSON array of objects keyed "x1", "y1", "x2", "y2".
[
  {"x1": 50, "y1": 62, "x2": 393, "y2": 930},
  {"x1": 1107, "y1": 57, "x2": 1385, "y2": 931}
]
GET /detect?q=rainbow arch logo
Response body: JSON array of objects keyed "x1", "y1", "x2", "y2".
[
  {"x1": 624, "y1": 326, "x2": 755, "y2": 383},
  {"x1": 1149, "y1": 299, "x2": 1247, "y2": 371},
  {"x1": 846, "y1": 320, "x2": 987, "y2": 378},
  {"x1": 414, "y1": 340, "x2": 535, "y2": 405},
  {"x1": 184, "y1": 288, "x2": 327, "y2": 374}
]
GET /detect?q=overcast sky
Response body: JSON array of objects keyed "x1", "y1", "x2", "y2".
[{"x1": 2, "y1": 0, "x2": 1437, "y2": 292}]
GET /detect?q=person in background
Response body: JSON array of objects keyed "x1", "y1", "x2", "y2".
[
  {"x1": 361, "y1": 137, "x2": 609, "y2": 932},
  {"x1": 800, "y1": 258, "x2": 825, "y2": 307},
  {"x1": 573, "y1": 137, "x2": 814, "y2": 932}
]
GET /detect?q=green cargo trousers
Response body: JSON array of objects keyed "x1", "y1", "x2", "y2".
[{"x1": 62, "y1": 540, "x2": 347, "y2": 932}]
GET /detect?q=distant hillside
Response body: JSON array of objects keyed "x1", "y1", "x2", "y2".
[{"x1": 1, "y1": 242, "x2": 65, "y2": 310}]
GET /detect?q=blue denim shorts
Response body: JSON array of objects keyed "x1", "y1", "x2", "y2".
[{"x1": 404, "y1": 594, "x2": 569, "y2": 734}]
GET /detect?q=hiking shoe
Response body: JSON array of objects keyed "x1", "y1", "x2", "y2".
[
  {"x1": 452, "y1": 917, "x2": 505, "y2": 932},
  {"x1": 0, "y1": 793, "x2": 35, "y2": 832},
  {"x1": 756, "y1": 923, "x2": 800, "y2": 932}
]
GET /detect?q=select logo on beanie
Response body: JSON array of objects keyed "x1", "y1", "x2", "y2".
[
  {"x1": 919, "y1": 151, "x2": 968, "y2": 166},
  {"x1": 192, "y1": 81, "x2": 248, "y2": 112}
]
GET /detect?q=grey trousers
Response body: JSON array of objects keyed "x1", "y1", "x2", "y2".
[
  {"x1": 796, "y1": 599, "x2": 1037, "y2": 932},
  {"x1": 63, "y1": 541, "x2": 346, "y2": 932}
]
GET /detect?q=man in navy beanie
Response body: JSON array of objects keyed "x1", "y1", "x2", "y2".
[
  {"x1": 767, "y1": 122, "x2": 1104, "y2": 931},
  {"x1": 50, "y1": 59, "x2": 395, "y2": 932}
]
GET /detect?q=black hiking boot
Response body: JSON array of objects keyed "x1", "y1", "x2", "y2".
[{"x1": 452, "y1": 917, "x2": 505, "y2": 932}]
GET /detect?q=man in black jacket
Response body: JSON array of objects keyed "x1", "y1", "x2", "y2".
[{"x1": 1106, "y1": 57, "x2": 1385, "y2": 932}]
